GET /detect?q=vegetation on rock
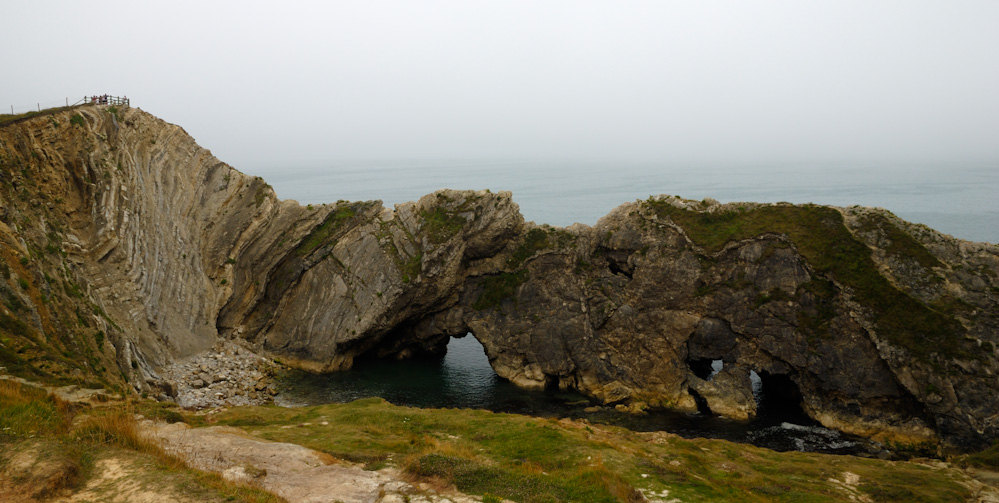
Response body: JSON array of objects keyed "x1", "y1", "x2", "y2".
[
  {"x1": 177, "y1": 397, "x2": 978, "y2": 503},
  {"x1": 0, "y1": 379, "x2": 283, "y2": 502},
  {"x1": 643, "y1": 199, "x2": 971, "y2": 362}
]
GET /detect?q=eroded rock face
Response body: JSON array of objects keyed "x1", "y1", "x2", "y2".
[
  {"x1": 404, "y1": 199, "x2": 999, "y2": 450},
  {"x1": 2, "y1": 107, "x2": 998, "y2": 450},
  {"x1": 218, "y1": 188, "x2": 524, "y2": 372}
]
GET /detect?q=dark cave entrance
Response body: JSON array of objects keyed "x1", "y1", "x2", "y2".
[
  {"x1": 688, "y1": 358, "x2": 723, "y2": 381},
  {"x1": 684, "y1": 355, "x2": 814, "y2": 424},
  {"x1": 753, "y1": 371, "x2": 814, "y2": 424}
]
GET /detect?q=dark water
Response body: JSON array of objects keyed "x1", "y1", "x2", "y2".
[
  {"x1": 266, "y1": 159, "x2": 989, "y2": 457},
  {"x1": 277, "y1": 336, "x2": 883, "y2": 456}
]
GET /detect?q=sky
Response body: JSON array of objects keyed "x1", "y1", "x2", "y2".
[{"x1": 3, "y1": 1, "x2": 998, "y2": 173}]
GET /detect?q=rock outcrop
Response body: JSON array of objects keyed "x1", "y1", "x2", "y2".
[
  {"x1": 1, "y1": 106, "x2": 997, "y2": 451},
  {"x1": 410, "y1": 200, "x2": 999, "y2": 450}
]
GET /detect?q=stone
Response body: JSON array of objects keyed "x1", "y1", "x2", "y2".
[
  {"x1": 3, "y1": 106, "x2": 998, "y2": 450},
  {"x1": 688, "y1": 367, "x2": 757, "y2": 421}
]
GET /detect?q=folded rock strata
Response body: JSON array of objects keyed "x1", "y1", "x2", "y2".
[{"x1": 1, "y1": 107, "x2": 997, "y2": 450}]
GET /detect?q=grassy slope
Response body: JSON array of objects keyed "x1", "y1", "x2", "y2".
[
  {"x1": 0, "y1": 108, "x2": 130, "y2": 392},
  {"x1": 183, "y1": 397, "x2": 977, "y2": 503},
  {"x1": 0, "y1": 379, "x2": 283, "y2": 502}
]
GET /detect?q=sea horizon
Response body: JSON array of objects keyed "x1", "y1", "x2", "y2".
[{"x1": 246, "y1": 158, "x2": 999, "y2": 244}]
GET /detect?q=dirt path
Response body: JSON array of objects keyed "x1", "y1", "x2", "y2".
[
  {"x1": 57, "y1": 455, "x2": 195, "y2": 503},
  {"x1": 141, "y1": 420, "x2": 484, "y2": 503}
]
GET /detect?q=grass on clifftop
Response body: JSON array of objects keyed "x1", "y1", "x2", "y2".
[
  {"x1": 0, "y1": 380, "x2": 283, "y2": 502},
  {"x1": 421, "y1": 206, "x2": 468, "y2": 243},
  {"x1": 295, "y1": 202, "x2": 372, "y2": 257},
  {"x1": 0, "y1": 106, "x2": 80, "y2": 127},
  {"x1": 181, "y1": 397, "x2": 974, "y2": 503},
  {"x1": 472, "y1": 226, "x2": 578, "y2": 311},
  {"x1": 644, "y1": 200, "x2": 972, "y2": 363}
]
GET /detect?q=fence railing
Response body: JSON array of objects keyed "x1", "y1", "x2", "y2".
[
  {"x1": 4, "y1": 95, "x2": 130, "y2": 116},
  {"x1": 81, "y1": 95, "x2": 130, "y2": 107}
]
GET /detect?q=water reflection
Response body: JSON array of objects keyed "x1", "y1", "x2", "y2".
[
  {"x1": 276, "y1": 335, "x2": 586, "y2": 412},
  {"x1": 276, "y1": 335, "x2": 883, "y2": 456}
]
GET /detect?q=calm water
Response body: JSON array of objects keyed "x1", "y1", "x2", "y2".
[
  {"x1": 253, "y1": 159, "x2": 999, "y2": 243},
  {"x1": 278, "y1": 336, "x2": 880, "y2": 455},
  {"x1": 265, "y1": 159, "x2": 995, "y2": 454}
]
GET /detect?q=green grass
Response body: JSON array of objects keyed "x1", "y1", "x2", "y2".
[
  {"x1": 0, "y1": 380, "x2": 70, "y2": 440},
  {"x1": 507, "y1": 226, "x2": 577, "y2": 269},
  {"x1": 645, "y1": 200, "x2": 971, "y2": 362},
  {"x1": 421, "y1": 206, "x2": 467, "y2": 243},
  {"x1": 183, "y1": 397, "x2": 974, "y2": 503},
  {"x1": 508, "y1": 228, "x2": 552, "y2": 268},
  {"x1": 1, "y1": 381, "x2": 284, "y2": 502},
  {"x1": 472, "y1": 270, "x2": 529, "y2": 310},
  {"x1": 295, "y1": 203, "x2": 367, "y2": 257},
  {"x1": 854, "y1": 213, "x2": 943, "y2": 270},
  {"x1": 0, "y1": 106, "x2": 80, "y2": 127},
  {"x1": 471, "y1": 226, "x2": 578, "y2": 311},
  {"x1": 401, "y1": 251, "x2": 422, "y2": 283},
  {"x1": 960, "y1": 442, "x2": 999, "y2": 470}
]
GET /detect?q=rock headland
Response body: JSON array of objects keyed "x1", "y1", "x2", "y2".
[{"x1": 1, "y1": 106, "x2": 997, "y2": 450}]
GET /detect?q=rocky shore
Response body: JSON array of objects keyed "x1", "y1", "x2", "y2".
[
  {"x1": 2, "y1": 106, "x2": 998, "y2": 449},
  {"x1": 156, "y1": 340, "x2": 281, "y2": 409}
]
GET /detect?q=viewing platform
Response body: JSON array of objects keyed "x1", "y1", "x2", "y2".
[{"x1": 2, "y1": 94, "x2": 131, "y2": 126}]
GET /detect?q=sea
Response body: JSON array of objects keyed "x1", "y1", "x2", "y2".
[
  {"x1": 256, "y1": 159, "x2": 997, "y2": 454},
  {"x1": 254, "y1": 159, "x2": 998, "y2": 244}
]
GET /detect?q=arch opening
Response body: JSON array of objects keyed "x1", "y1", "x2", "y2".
[
  {"x1": 688, "y1": 358, "x2": 724, "y2": 380},
  {"x1": 753, "y1": 371, "x2": 814, "y2": 424},
  {"x1": 441, "y1": 332, "x2": 497, "y2": 380}
]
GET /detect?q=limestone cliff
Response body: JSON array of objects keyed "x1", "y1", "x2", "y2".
[
  {"x1": 0, "y1": 107, "x2": 521, "y2": 384},
  {"x1": 407, "y1": 199, "x2": 999, "y2": 450},
  {"x1": 1, "y1": 106, "x2": 997, "y2": 451}
]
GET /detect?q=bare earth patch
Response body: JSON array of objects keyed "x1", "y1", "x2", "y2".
[
  {"x1": 59, "y1": 456, "x2": 192, "y2": 503},
  {"x1": 141, "y1": 420, "x2": 485, "y2": 503}
]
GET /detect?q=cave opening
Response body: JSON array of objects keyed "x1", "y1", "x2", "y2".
[
  {"x1": 606, "y1": 257, "x2": 634, "y2": 279},
  {"x1": 441, "y1": 332, "x2": 499, "y2": 383},
  {"x1": 753, "y1": 371, "x2": 814, "y2": 424},
  {"x1": 688, "y1": 387, "x2": 712, "y2": 415},
  {"x1": 544, "y1": 375, "x2": 561, "y2": 393},
  {"x1": 687, "y1": 358, "x2": 723, "y2": 381}
]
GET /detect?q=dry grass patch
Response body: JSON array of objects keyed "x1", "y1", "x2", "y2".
[
  {"x1": 193, "y1": 397, "x2": 979, "y2": 503},
  {"x1": 1, "y1": 380, "x2": 285, "y2": 502}
]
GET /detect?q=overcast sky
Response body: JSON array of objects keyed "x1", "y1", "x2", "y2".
[{"x1": 3, "y1": 1, "x2": 997, "y2": 171}]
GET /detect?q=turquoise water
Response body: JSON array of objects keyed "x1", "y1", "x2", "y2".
[{"x1": 266, "y1": 159, "x2": 994, "y2": 454}]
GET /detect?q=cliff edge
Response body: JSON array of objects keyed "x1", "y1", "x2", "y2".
[{"x1": 1, "y1": 106, "x2": 996, "y2": 450}]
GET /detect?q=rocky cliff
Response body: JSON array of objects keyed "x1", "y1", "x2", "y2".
[
  {"x1": 1, "y1": 106, "x2": 996, "y2": 450},
  {"x1": 412, "y1": 199, "x2": 999, "y2": 450}
]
